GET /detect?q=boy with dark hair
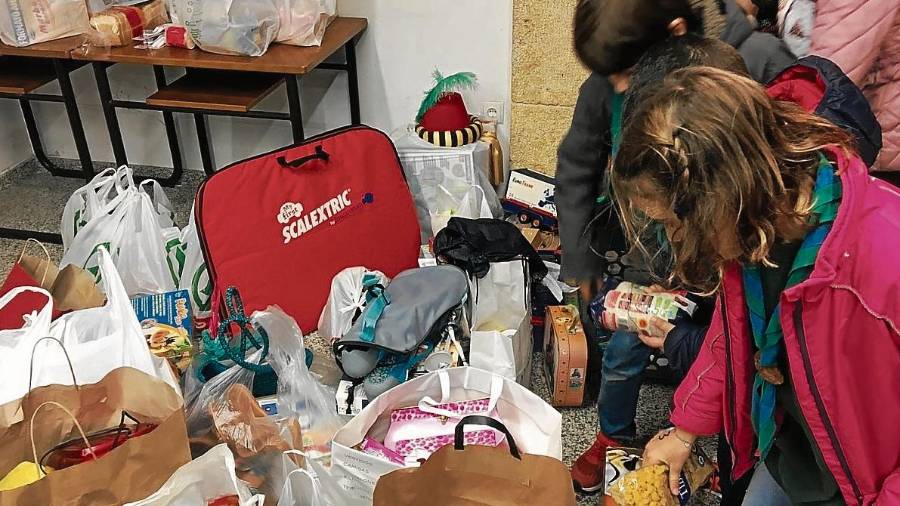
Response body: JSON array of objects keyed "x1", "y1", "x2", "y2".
[{"x1": 566, "y1": 33, "x2": 753, "y2": 495}]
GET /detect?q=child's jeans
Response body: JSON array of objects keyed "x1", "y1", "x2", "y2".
[{"x1": 598, "y1": 330, "x2": 652, "y2": 439}]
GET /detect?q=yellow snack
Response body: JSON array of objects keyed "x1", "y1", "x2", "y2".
[{"x1": 0, "y1": 462, "x2": 53, "y2": 492}]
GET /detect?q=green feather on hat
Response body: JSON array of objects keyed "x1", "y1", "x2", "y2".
[{"x1": 416, "y1": 70, "x2": 478, "y2": 123}]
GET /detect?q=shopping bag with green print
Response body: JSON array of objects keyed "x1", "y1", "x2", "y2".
[
  {"x1": 61, "y1": 185, "x2": 177, "y2": 297},
  {"x1": 60, "y1": 167, "x2": 119, "y2": 250},
  {"x1": 178, "y1": 207, "x2": 212, "y2": 317}
]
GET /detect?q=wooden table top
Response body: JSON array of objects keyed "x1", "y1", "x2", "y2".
[
  {"x1": 71, "y1": 17, "x2": 367, "y2": 74},
  {"x1": 0, "y1": 36, "x2": 85, "y2": 59}
]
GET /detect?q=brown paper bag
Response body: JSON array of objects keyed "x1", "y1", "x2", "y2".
[
  {"x1": 14, "y1": 239, "x2": 104, "y2": 312},
  {"x1": 15, "y1": 241, "x2": 59, "y2": 291},
  {"x1": 0, "y1": 367, "x2": 191, "y2": 505},
  {"x1": 50, "y1": 264, "x2": 106, "y2": 312},
  {"x1": 373, "y1": 415, "x2": 577, "y2": 506}
]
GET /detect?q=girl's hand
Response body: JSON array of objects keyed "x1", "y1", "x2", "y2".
[
  {"x1": 643, "y1": 428, "x2": 697, "y2": 495},
  {"x1": 637, "y1": 317, "x2": 675, "y2": 350}
]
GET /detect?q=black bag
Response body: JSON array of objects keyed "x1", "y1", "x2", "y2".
[{"x1": 433, "y1": 218, "x2": 547, "y2": 281}]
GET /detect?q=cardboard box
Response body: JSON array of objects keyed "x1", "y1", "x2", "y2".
[
  {"x1": 543, "y1": 305, "x2": 588, "y2": 407},
  {"x1": 131, "y1": 290, "x2": 193, "y2": 369},
  {"x1": 520, "y1": 227, "x2": 561, "y2": 251}
]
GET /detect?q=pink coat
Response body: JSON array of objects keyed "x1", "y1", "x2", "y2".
[
  {"x1": 810, "y1": 0, "x2": 900, "y2": 171},
  {"x1": 669, "y1": 148, "x2": 900, "y2": 505}
]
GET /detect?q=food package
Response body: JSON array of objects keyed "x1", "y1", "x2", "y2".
[
  {"x1": 605, "y1": 446, "x2": 715, "y2": 506},
  {"x1": 0, "y1": 0, "x2": 90, "y2": 47},
  {"x1": 131, "y1": 290, "x2": 194, "y2": 372},
  {"x1": 89, "y1": 0, "x2": 168, "y2": 46},
  {"x1": 591, "y1": 281, "x2": 698, "y2": 334}
]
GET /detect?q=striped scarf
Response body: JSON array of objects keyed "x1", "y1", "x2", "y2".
[{"x1": 743, "y1": 154, "x2": 841, "y2": 458}]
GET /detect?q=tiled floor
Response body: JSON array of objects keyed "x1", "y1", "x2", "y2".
[{"x1": 0, "y1": 158, "x2": 719, "y2": 505}]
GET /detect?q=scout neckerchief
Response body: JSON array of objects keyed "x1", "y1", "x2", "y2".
[
  {"x1": 597, "y1": 92, "x2": 624, "y2": 206},
  {"x1": 743, "y1": 154, "x2": 841, "y2": 458}
]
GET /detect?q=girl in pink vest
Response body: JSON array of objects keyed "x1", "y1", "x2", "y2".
[{"x1": 612, "y1": 66, "x2": 900, "y2": 505}]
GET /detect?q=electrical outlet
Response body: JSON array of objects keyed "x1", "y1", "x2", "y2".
[{"x1": 481, "y1": 101, "x2": 505, "y2": 124}]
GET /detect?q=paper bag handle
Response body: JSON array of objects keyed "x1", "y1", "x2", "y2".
[
  {"x1": 454, "y1": 415, "x2": 520, "y2": 459},
  {"x1": 17, "y1": 239, "x2": 52, "y2": 286},
  {"x1": 29, "y1": 401, "x2": 97, "y2": 477},
  {"x1": 418, "y1": 370, "x2": 503, "y2": 417},
  {"x1": 29, "y1": 337, "x2": 78, "y2": 391}
]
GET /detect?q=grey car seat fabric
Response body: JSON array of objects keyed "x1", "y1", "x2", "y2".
[{"x1": 335, "y1": 265, "x2": 469, "y2": 378}]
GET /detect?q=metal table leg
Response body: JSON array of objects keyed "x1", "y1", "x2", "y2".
[
  {"x1": 17, "y1": 98, "x2": 84, "y2": 179},
  {"x1": 92, "y1": 61, "x2": 128, "y2": 167},
  {"x1": 194, "y1": 113, "x2": 216, "y2": 176},
  {"x1": 53, "y1": 59, "x2": 93, "y2": 181},
  {"x1": 152, "y1": 66, "x2": 184, "y2": 186},
  {"x1": 285, "y1": 75, "x2": 304, "y2": 143},
  {"x1": 345, "y1": 39, "x2": 361, "y2": 125}
]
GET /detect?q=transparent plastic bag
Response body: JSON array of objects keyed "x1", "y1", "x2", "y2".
[
  {"x1": 185, "y1": 349, "x2": 303, "y2": 503},
  {"x1": 253, "y1": 307, "x2": 343, "y2": 462},
  {"x1": 169, "y1": 0, "x2": 280, "y2": 56},
  {"x1": 276, "y1": 0, "x2": 335, "y2": 47}
]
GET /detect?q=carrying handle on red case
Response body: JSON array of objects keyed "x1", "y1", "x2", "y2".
[{"x1": 278, "y1": 145, "x2": 329, "y2": 168}]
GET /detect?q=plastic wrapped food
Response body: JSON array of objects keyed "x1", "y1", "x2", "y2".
[
  {"x1": 276, "y1": 0, "x2": 335, "y2": 47},
  {"x1": 88, "y1": 0, "x2": 168, "y2": 47},
  {"x1": 168, "y1": 0, "x2": 280, "y2": 56},
  {"x1": 606, "y1": 446, "x2": 715, "y2": 506}
]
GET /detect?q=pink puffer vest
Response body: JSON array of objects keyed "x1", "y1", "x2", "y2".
[{"x1": 810, "y1": 0, "x2": 900, "y2": 172}]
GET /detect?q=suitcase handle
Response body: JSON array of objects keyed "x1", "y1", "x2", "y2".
[
  {"x1": 278, "y1": 145, "x2": 330, "y2": 168},
  {"x1": 454, "y1": 415, "x2": 521, "y2": 459}
]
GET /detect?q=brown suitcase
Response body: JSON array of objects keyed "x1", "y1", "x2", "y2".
[{"x1": 544, "y1": 305, "x2": 588, "y2": 407}]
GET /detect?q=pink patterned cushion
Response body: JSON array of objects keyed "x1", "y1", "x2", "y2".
[
  {"x1": 393, "y1": 430, "x2": 502, "y2": 457},
  {"x1": 389, "y1": 398, "x2": 493, "y2": 423}
]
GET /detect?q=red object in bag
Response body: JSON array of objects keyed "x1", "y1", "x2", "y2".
[
  {"x1": 196, "y1": 126, "x2": 421, "y2": 333},
  {"x1": 0, "y1": 265, "x2": 60, "y2": 330}
]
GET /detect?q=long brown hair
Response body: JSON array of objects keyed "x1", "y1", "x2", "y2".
[{"x1": 612, "y1": 66, "x2": 854, "y2": 292}]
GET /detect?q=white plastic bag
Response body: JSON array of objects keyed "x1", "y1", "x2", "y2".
[
  {"x1": 0, "y1": 0, "x2": 90, "y2": 47},
  {"x1": 276, "y1": 0, "x2": 335, "y2": 47},
  {"x1": 469, "y1": 260, "x2": 533, "y2": 386},
  {"x1": 277, "y1": 452, "x2": 324, "y2": 506},
  {"x1": 541, "y1": 260, "x2": 578, "y2": 302},
  {"x1": 45, "y1": 248, "x2": 180, "y2": 392},
  {"x1": 169, "y1": 0, "x2": 280, "y2": 56},
  {"x1": 429, "y1": 184, "x2": 493, "y2": 237},
  {"x1": 61, "y1": 167, "x2": 122, "y2": 250},
  {"x1": 256, "y1": 307, "x2": 343, "y2": 460},
  {"x1": 317, "y1": 267, "x2": 389, "y2": 340},
  {"x1": 331, "y1": 367, "x2": 562, "y2": 506},
  {"x1": 126, "y1": 444, "x2": 264, "y2": 505},
  {"x1": 178, "y1": 206, "x2": 212, "y2": 317},
  {"x1": 0, "y1": 287, "x2": 55, "y2": 409},
  {"x1": 61, "y1": 179, "x2": 178, "y2": 297}
]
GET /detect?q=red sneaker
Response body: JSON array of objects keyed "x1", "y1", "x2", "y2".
[{"x1": 571, "y1": 432, "x2": 620, "y2": 494}]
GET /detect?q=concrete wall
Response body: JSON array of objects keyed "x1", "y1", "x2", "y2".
[
  {"x1": 0, "y1": 101, "x2": 32, "y2": 172},
  {"x1": 10, "y1": 0, "x2": 512, "y2": 173}
]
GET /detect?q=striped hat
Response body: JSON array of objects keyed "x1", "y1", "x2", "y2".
[{"x1": 415, "y1": 71, "x2": 482, "y2": 147}]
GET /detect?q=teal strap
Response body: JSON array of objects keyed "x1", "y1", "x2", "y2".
[
  {"x1": 611, "y1": 92, "x2": 623, "y2": 155},
  {"x1": 597, "y1": 92, "x2": 624, "y2": 205},
  {"x1": 359, "y1": 287, "x2": 390, "y2": 343},
  {"x1": 744, "y1": 154, "x2": 840, "y2": 458},
  {"x1": 202, "y1": 286, "x2": 271, "y2": 375}
]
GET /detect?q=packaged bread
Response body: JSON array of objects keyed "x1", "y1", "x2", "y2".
[
  {"x1": 89, "y1": 0, "x2": 167, "y2": 47},
  {"x1": 605, "y1": 446, "x2": 715, "y2": 506}
]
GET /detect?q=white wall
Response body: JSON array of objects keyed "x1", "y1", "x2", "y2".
[
  {"x1": 0, "y1": 101, "x2": 31, "y2": 172},
  {"x1": 19, "y1": 0, "x2": 512, "y2": 172}
]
